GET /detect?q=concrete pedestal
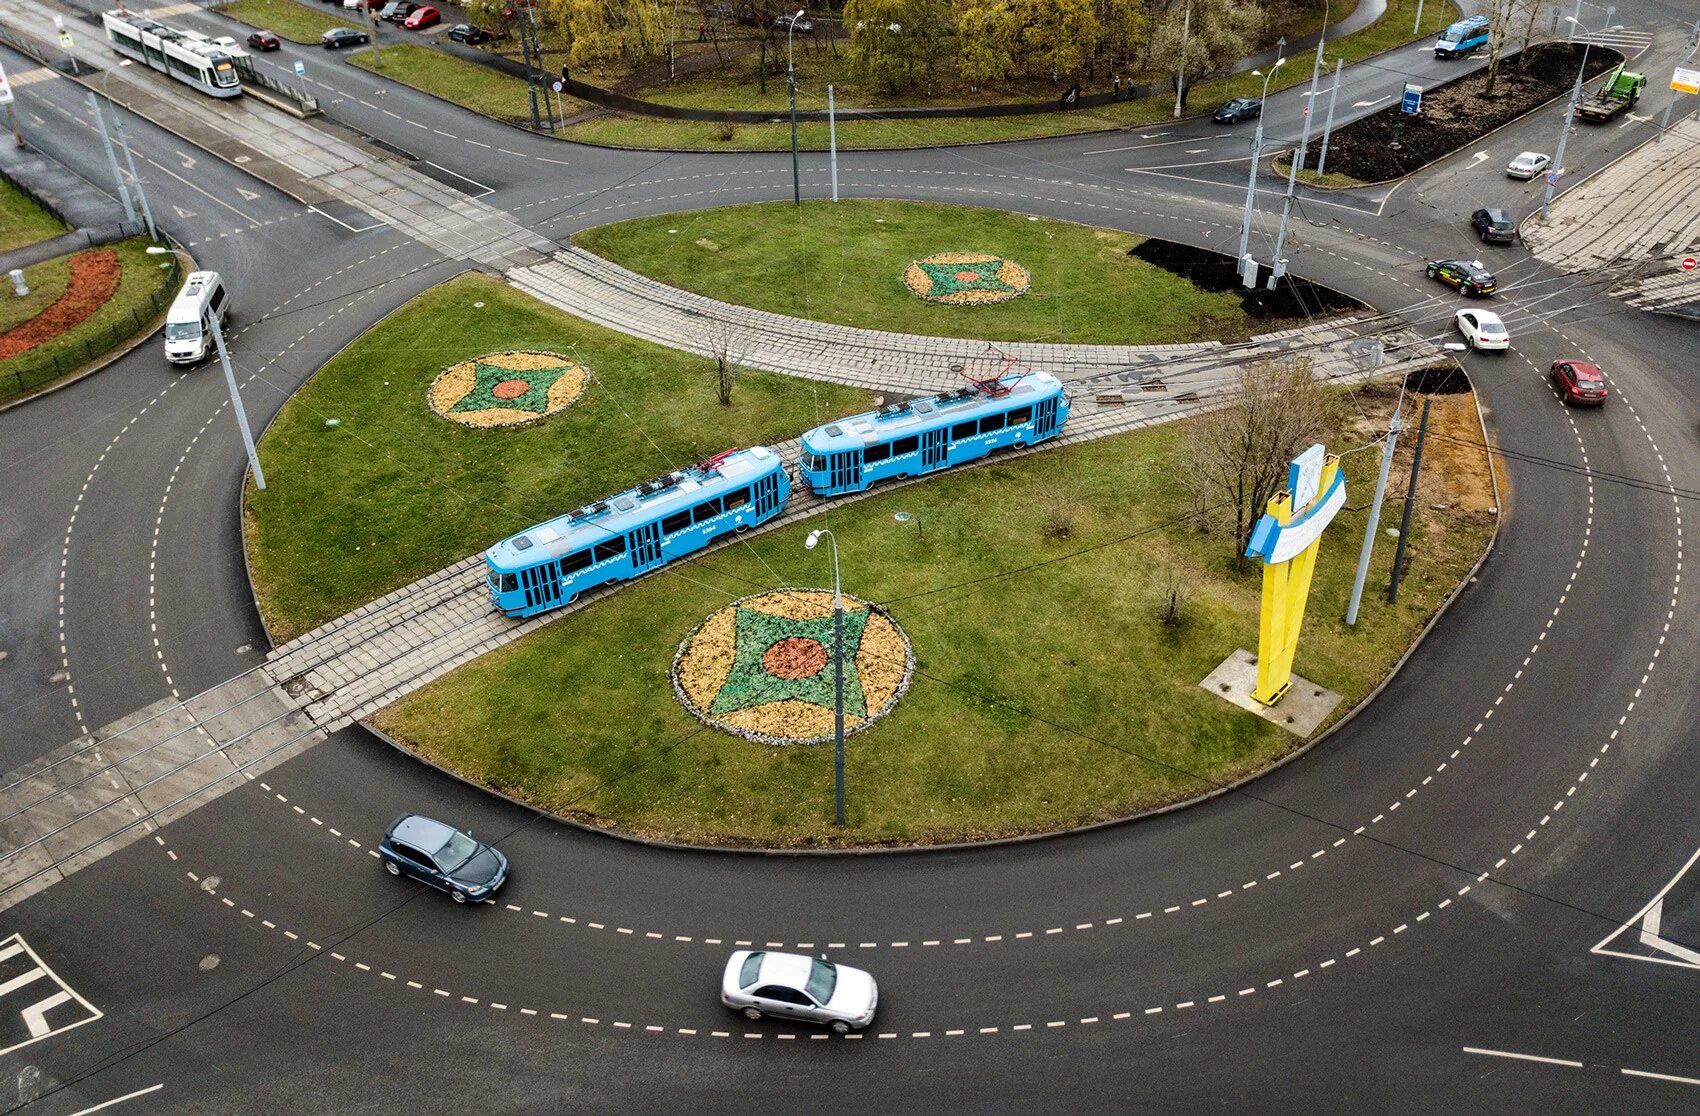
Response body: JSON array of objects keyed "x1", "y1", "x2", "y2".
[{"x1": 1199, "y1": 648, "x2": 1342, "y2": 737}]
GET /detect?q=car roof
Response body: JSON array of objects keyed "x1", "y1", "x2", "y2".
[
  {"x1": 757, "y1": 951, "x2": 816, "y2": 990},
  {"x1": 1513, "y1": 151, "x2": 1543, "y2": 161},
  {"x1": 389, "y1": 813, "x2": 456, "y2": 851},
  {"x1": 1565, "y1": 361, "x2": 1602, "y2": 376},
  {"x1": 1482, "y1": 208, "x2": 1513, "y2": 220},
  {"x1": 1471, "y1": 309, "x2": 1505, "y2": 324}
]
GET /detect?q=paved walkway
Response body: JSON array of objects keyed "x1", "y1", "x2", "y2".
[
  {"x1": 1522, "y1": 117, "x2": 1700, "y2": 319},
  {"x1": 0, "y1": 134, "x2": 127, "y2": 232}
]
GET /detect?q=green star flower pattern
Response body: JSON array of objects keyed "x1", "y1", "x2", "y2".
[
  {"x1": 448, "y1": 360, "x2": 577, "y2": 415},
  {"x1": 916, "y1": 259, "x2": 1015, "y2": 297},
  {"x1": 709, "y1": 605, "x2": 872, "y2": 718}
]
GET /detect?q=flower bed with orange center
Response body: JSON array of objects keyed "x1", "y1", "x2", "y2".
[
  {"x1": 902, "y1": 251, "x2": 1031, "y2": 306},
  {"x1": 426, "y1": 349, "x2": 588, "y2": 427},
  {"x1": 0, "y1": 249, "x2": 120, "y2": 361}
]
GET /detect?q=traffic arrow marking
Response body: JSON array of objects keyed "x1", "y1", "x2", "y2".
[
  {"x1": 174, "y1": 150, "x2": 196, "y2": 170},
  {"x1": 1353, "y1": 96, "x2": 1390, "y2": 108},
  {"x1": 172, "y1": 205, "x2": 196, "y2": 219},
  {"x1": 1469, "y1": 151, "x2": 1489, "y2": 167},
  {"x1": 237, "y1": 187, "x2": 260, "y2": 201}
]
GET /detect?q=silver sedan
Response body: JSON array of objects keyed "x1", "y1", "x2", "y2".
[{"x1": 720, "y1": 950, "x2": 878, "y2": 1033}]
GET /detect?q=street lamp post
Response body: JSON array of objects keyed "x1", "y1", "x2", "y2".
[
  {"x1": 787, "y1": 9, "x2": 804, "y2": 207},
  {"x1": 1172, "y1": 0, "x2": 1191, "y2": 119},
  {"x1": 1272, "y1": 24, "x2": 1329, "y2": 285},
  {"x1": 147, "y1": 247, "x2": 267, "y2": 490},
  {"x1": 805, "y1": 529, "x2": 845, "y2": 827},
  {"x1": 1236, "y1": 58, "x2": 1285, "y2": 287},
  {"x1": 1542, "y1": 12, "x2": 1618, "y2": 220}
]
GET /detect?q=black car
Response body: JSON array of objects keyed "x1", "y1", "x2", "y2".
[
  {"x1": 448, "y1": 23, "x2": 494, "y2": 43},
  {"x1": 774, "y1": 12, "x2": 813, "y2": 33},
  {"x1": 321, "y1": 27, "x2": 370, "y2": 48},
  {"x1": 1426, "y1": 258, "x2": 1497, "y2": 296},
  {"x1": 1212, "y1": 97, "x2": 1261, "y2": 123},
  {"x1": 1470, "y1": 207, "x2": 1518, "y2": 244},
  {"x1": 380, "y1": 1, "x2": 417, "y2": 22}
]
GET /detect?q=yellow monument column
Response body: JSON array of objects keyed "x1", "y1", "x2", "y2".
[{"x1": 1244, "y1": 445, "x2": 1345, "y2": 706}]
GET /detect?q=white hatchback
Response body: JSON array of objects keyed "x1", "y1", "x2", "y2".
[
  {"x1": 1507, "y1": 151, "x2": 1551, "y2": 180},
  {"x1": 1456, "y1": 308, "x2": 1510, "y2": 350},
  {"x1": 721, "y1": 950, "x2": 878, "y2": 1033}
]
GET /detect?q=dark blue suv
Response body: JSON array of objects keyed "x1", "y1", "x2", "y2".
[{"x1": 379, "y1": 814, "x2": 509, "y2": 904}]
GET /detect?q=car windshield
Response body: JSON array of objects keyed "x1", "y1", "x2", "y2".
[
  {"x1": 165, "y1": 322, "x2": 202, "y2": 341},
  {"x1": 805, "y1": 959, "x2": 837, "y2": 1004},
  {"x1": 434, "y1": 829, "x2": 479, "y2": 871}
]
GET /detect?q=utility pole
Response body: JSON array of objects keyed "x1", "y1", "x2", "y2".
[
  {"x1": 1236, "y1": 59, "x2": 1284, "y2": 287},
  {"x1": 517, "y1": 6, "x2": 541, "y2": 130},
  {"x1": 87, "y1": 93, "x2": 137, "y2": 227},
  {"x1": 1346, "y1": 393, "x2": 1401, "y2": 625},
  {"x1": 828, "y1": 84, "x2": 838, "y2": 202},
  {"x1": 1316, "y1": 58, "x2": 1343, "y2": 178},
  {"x1": 1659, "y1": 20, "x2": 1700, "y2": 143},
  {"x1": 207, "y1": 312, "x2": 267, "y2": 491},
  {"x1": 110, "y1": 106, "x2": 157, "y2": 241},
  {"x1": 1543, "y1": 9, "x2": 1615, "y2": 219},
  {"x1": 1272, "y1": 31, "x2": 1328, "y2": 286},
  {"x1": 787, "y1": 9, "x2": 803, "y2": 207},
  {"x1": 1172, "y1": 0, "x2": 1191, "y2": 119},
  {"x1": 1386, "y1": 397, "x2": 1432, "y2": 604},
  {"x1": 1413, "y1": 0, "x2": 1424, "y2": 37}
]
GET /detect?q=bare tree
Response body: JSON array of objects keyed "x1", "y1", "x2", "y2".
[
  {"x1": 702, "y1": 319, "x2": 747, "y2": 405},
  {"x1": 1480, "y1": 0, "x2": 1543, "y2": 96},
  {"x1": 1154, "y1": 563, "x2": 1191, "y2": 626},
  {"x1": 1039, "y1": 465, "x2": 1084, "y2": 538},
  {"x1": 1183, "y1": 356, "x2": 1338, "y2": 567}
]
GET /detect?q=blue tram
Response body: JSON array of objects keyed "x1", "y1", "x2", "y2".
[
  {"x1": 485, "y1": 446, "x2": 790, "y2": 618},
  {"x1": 797, "y1": 372, "x2": 1070, "y2": 496}
]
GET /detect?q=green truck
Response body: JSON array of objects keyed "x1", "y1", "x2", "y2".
[{"x1": 1575, "y1": 64, "x2": 1646, "y2": 123}]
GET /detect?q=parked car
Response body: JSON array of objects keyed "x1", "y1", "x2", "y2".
[
  {"x1": 721, "y1": 951, "x2": 878, "y2": 1033},
  {"x1": 1426, "y1": 258, "x2": 1497, "y2": 296},
  {"x1": 380, "y1": 1, "x2": 419, "y2": 21},
  {"x1": 321, "y1": 27, "x2": 370, "y2": 48},
  {"x1": 1212, "y1": 97, "x2": 1262, "y2": 124},
  {"x1": 378, "y1": 814, "x2": 509, "y2": 904},
  {"x1": 1470, "y1": 207, "x2": 1518, "y2": 244},
  {"x1": 774, "y1": 12, "x2": 813, "y2": 33},
  {"x1": 404, "y1": 5, "x2": 441, "y2": 29},
  {"x1": 1455, "y1": 308, "x2": 1510, "y2": 351},
  {"x1": 246, "y1": 29, "x2": 281, "y2": 51},
  {"x1": 1507, "y1": 151, "x2": 1551, "y2": 180},
  {"x1": 447, "y1": 23, "x2": 494, "y2": 43},
  {"x1": 1551, "y1": 359, "x2": 1607, "y2": 405}
]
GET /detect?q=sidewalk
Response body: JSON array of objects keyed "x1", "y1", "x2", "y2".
[{"x1": 1521, "y1": 116, "x2": 1700, "y2": 319}]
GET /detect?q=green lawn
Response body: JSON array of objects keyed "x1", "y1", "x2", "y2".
[
  {"x1": 0, "y1": 179, "x2": 67, "y2": 254},
  {"x1": 0, "y1": 239, "x2": 179, "y2": 405},
  {"x1": 349, "y1": 44, "x2": 590, "y2": 123},
  {"x1": 376, "y1": 383, "x2": 1496, "y2": 846},
  {"x1": 574, "y1": 200, "x2": 1276, "y2": 345},
  {"x1": 563, "y1": 0, "x2": 1458, "y2": 151},
  {"x1": 218, "y1": 0, "x2": 357, "y2": 43},
  {"x1": 244, "y1": 273, "x2": 873, "y2": 640}
]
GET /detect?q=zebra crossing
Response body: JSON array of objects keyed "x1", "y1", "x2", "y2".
[
  {"x1": 0, "y1": 934, "x2": 101, "y2": 1057},
  {"x1": 1571, "y1": 28, "x2": 1655, "y2": 57}
]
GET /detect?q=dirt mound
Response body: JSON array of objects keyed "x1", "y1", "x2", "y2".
[
  {"x1": 1129, "y1": 239, "x2": 1363, "y2": 319},
  {"x1": 1300, "y1": 43, "x2": 1623, "y2": 183}
]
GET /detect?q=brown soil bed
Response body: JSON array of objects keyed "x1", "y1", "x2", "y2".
[
  {"x1": 1298, "y1": 42, "x2": 1623, "y2": 182},
  {"x1": 0, "y1": 250, "x2": 120, "y2": 360},
  {"x1": 1129, "y1": 239, "x2": 1364, "y2": 319}
]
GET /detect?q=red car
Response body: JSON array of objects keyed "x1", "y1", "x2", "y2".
[
  {"x1": 404, "y1": 5, "x2": 440, "y2": 29},
  {"x1": 246, "y1": 29, "x2": 281, "y2": 51},
  {"x1": 1551, "y1": 360, "x2": 1607, "y2": 406}
]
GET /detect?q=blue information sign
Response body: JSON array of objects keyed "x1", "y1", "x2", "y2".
[{"x1": 1401, "y1": 83, "x2": 1423, "y2": 115}]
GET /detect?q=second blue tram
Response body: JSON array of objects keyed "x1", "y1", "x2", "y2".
[
  {"x1": 798, "y1": 372, "x2": 1070, "y2": 496},
  {"x1": 485, "y1": 446, "x2": 790, "y2": 618}
]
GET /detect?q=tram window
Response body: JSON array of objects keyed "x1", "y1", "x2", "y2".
[
  {"x1": 560, "y1": 549, "x2": 594, "y2": 574},
  {"x1": 1007, "y1": 406, "x2": 1032, "y2": 425},
  {"x1": 892, "y1": 436, "x2": 919, "y2": 455},
  {"x1": 863, "y1": 442, "x2": 891, "y2": 464},
  {"x1": 805, "y1": 454, "x2": 825, "y2": 472},
  {"x1": 661, "y1": 511, "x2": 692, "y2": 535},
  {"x1": 692, "y1": 499, "x2": 722, "y2": 524},
  {"x1": 724, "y1": 488, "x2": 750, "y2": 510},
  {"x1": 950, "y1": 421, "x2": 977, "y2": 440},
  {"x1": 979, "y1": 413, "x2": 1006, "y2": 434},
  {"x1": 592, "y1": 538, "x2": 626, "y2": 562},
  {"x1": 496, "y1": 573, "x2": 518, "y2": 593}
]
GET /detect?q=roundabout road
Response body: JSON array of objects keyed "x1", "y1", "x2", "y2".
[{"x1": 1, "y1": 2, "x2": 1698, "y2": 1110}]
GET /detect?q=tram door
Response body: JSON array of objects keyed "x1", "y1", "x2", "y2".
[
  {"x1": 1034, "y1": 396, "x2": 1059, "y2": 439},
  {"x1": 830, "y1": 452, "x2": 863, "y2": 493},
  {"x1": 921, "y1": 428, "x2": 948, "y2": 471},
  {"x1": 629, "y1": 522, "x2": 664, "y2": 572}
]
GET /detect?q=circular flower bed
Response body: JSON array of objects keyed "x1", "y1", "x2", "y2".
[
  {"x1": 427, "y1": 350, "x2": 587, "y2": 428},
  {"x1": 902, "y1": 251, "x2": 1030, "y2": 306},
  {"x1": 672, "y1": 589, "x2": 913, "y2": 745}
]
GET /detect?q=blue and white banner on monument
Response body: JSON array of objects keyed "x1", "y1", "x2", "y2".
[{"x1": 1245, "y1": 444, "x2": 1346, "y2": 565}]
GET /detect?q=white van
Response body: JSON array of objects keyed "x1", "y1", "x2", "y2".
[{"x1": 163, "y1": 271, "x2": 230, "y2": 364}]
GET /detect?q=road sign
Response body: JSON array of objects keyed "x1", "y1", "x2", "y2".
[
  {"x1": 1400, "y1": 82, "x2": 1423, "y2": 115},
  {"x1": 552, "y1": 80, "x2": 563, "y2": 92},
  {"x1": 1673, "y1": 67, "x2": 1700, "y2": 96},
  {"x1": 0, "y1": 63, "x2": 12, "y2": 108},
  {"x1": 294, "y1": 60, "x2": 306, "y2": 76},
  {"x1": 1545, "y1": 171, "x2": 1558, "y2": 186},
  {"x1": 1683, "y1": 257, "x2": 1697, "y2": 271},
  {"x1": 58, "y1": 30, "x2": 74, "y2": 50}
]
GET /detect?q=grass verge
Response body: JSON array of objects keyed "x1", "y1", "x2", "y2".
[
  {"x1": 560, "y1": 0, "x2": 1457, "y2": 151},
  {"x1": 349, "y1": 44, "x2": 590, "y2": 123},
  {"x1": 217, "y1": 0, "x2": 357, "y2": 43},
  {"x1": 244, "y1": 273, "x2": 873, "y2": 640},
  {"x1": 375, "y1": 381, "x2": 1497, "y2": 847},
  {"x1": 0, "y1": 239, "x2": 179, "y2": 405},
  {"x1": 0, "y1": 178, "x2": 67, "y2": 254},
  {"x1": 1271, "y1": 156, "x2": 1368, "y2": 190},
  {"x1": 574, "y1": 200, "x2": 1281, "y2": 345}
]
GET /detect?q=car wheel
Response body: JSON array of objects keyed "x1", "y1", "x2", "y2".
[
  {"x1": 831, "y1": 1020, "x2": 851, "y2": 1035},
  {"x1": 384, "y1": 860, "x2": 400, "y2": 876},
  {"x1": 1426, "y1": 266, "x2": 1436, "y2": 278},
  {"x1": 452, "y1": 889, "x2": 468, "y2": 903},
  {"x1": 742, "y1": 1007, "x2": 762, "y2": 1021}
]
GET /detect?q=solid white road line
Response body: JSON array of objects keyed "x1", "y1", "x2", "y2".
[
  {"x1": 66, "y1": 1084, "x2": 164, "y2": 1116},
  {"x1": 1082, "y1": 136, "x2": 1213, "y2": 155},
  {"x1": 1621, "y1": 1067, "x2": 1700, "y2": 1087},
  {"x1": 1462, "y1": 1046, "x2": 1583, "y2": 1068}
]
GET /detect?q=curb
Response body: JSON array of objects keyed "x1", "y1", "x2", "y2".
[
  {"x1": 0, "y1": 243, "x2": 191, "y2": 414},
  {"x1": 1271, "y1": 42, "x2": 1626, "y2": 192},
  {"x1": 353, "y1": 361, "x2": 1499, "y2": 858},
  {"x1": 1517, "y1": 105, "x2": 1700, "y2": 240}
]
